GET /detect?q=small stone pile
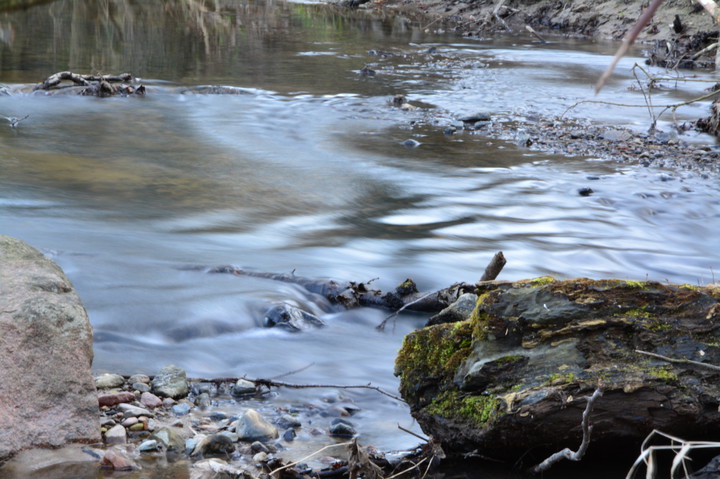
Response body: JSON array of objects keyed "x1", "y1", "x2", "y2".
[{"x1": 93, "y1": 365, "x2": 365, "y2": 477}]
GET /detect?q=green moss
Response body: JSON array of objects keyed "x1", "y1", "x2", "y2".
[
  {"x1": 648, "y1": 367, "x2": 678, "y2": 382},
  {"x1": 624, "y1": 308, "x2": 653, "y2": 319},
  {"x1": 425, "y1": 391, "x2": 500, "y2": 427},
  {"x1": 528, "y1": 276, "x2": 556, "y2": 287},
  {"x1": 470, "y1": 292, "x2": 493, "y2": 341},
  {"x1": 395, "y1": 321, "x2": 474, "y2": 397},
  {"x1": 680, "y1": 283, "x2": 701, "y2": 291},
  {"x1": 495, "y1": 354, "x2": 524, "y2": 366},
  {"x1": 624, "y1": 280, "x2": 648, "y2": 289},
  {"x1": 544, "y1": 372, "x2": 576, "y2": 385}
]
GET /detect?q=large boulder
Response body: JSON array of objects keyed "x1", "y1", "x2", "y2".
[
  {"x1": 0, "y1": 236, "x2": 100, "y2": 463},
  {"x1": 395, "y1": 277, "x2": 720, "y2": 464}
]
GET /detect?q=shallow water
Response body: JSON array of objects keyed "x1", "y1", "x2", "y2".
[{"x1": 1, "y1": 0, "x2": 719, "y2": 475}]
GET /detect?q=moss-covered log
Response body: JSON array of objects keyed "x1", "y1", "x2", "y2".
[{"x1": 394, "y1": 278, "x2": 720, "y2": 465}]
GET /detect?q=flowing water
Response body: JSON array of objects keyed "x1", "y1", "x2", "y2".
[{"x1": 1, "y1": 0, "x2": 719, "y2": 476}]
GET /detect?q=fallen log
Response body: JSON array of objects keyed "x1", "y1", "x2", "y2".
[
  {"x1": 209, "y1": 265, "x2": 475, "y2": 313},
  {"x1": 32, "y1": 71, "x2": 143, "y2": 97},
  {"x1": 208, "y1": 251, "x2": 505, "y2": 314}
]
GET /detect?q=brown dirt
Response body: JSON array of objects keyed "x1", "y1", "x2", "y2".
[{"x1": 367, "y1": 0, "x2": 717, "y2": 43}]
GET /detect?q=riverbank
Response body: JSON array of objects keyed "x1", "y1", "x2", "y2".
[{"x1": 354, "y1": 0, "x2": 720, "y2": 174}]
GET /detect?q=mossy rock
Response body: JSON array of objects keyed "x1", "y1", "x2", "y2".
[{"x1": 394, "y1": 277, "x2": 720, "y2": 463}]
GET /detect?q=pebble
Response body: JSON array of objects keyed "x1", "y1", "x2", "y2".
[
  {"x1": 121, "y1": 417, "x2": 139, "y2": 427},
  {"x1": 402, "y1": 139, "x2": 421, "y2": 148},
  {"x1": 194, "y1": 433, "x2": 235, "y2": 456},
  {"x1": 140, "y1": 391, "x2": 163, "y2": 409},
  {"x1": 151, "y1": 365, "x2": 189, "y2": 399},
  {"x1": 277, "y1": 414, "x2": 301, "y2": 428},
  {"x1": 105, "y1": 424, "x2": 127, "y2": 445},
  {"x1": 578, "y1": 187, "x2": 594, "y2": 197},
  {"x1": 459, "y1": 112, "x2": 491, "y2": 123},
  {"x1": 98, "y1": 391, "x2": 135, "y2": 407},
  {"x1": 118, "y1": 403, "x2": 154, "y2": 418},
  {"x1": 101, "y1": 447, "x2": 139, "y2": 471},
  {"x1": 283, "y1": 429, "x2": 296, "y2": 442},
  {"x1": 95, "y1": 373, "x2": 125, "y2": 389},
  {"x1": 253, "y1": 451, "x2": 269, "y2": 463},
  {"x1": 251, "y1": 441, "x2": 270, "y2": 454},
  {"x1": 328, "y1": 422, "x2": 356, "y2": 437},
  {"x1": 197, "y1": 392, "x2": 212, "y2": 409},
  {"x1": 234, "y1": 409, "x2": 278, "y2": 442},
  {"x1": 138, "y1": 439, "x2": 162, "y2": 452},
  {"x1": 209, "y1": 411, "x2": 228, "y2": 421},
  {"x1": 128, "y1": 374, "x2": 150, "y2": 384},
  {"x1": 233, "y1": 379, "x2": 256, "y2": 396},
  {"x1": 172, "y1": 402, "x2": 192, "y2": 416},
  {"x1": 152, "y1": 427, "x2": 186, "y2": 452},
  {"x1": 133, "y1": 383, "x2": 151, "y2": 393}
]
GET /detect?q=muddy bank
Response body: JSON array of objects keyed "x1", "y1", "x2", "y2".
[{"x1": 364, "y1": 0, "x2": 717, "y2": 43}]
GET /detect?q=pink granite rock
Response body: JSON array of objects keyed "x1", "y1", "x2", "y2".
[{"x1": 0, "y1": 236, "x2": 100, "y2": 463}]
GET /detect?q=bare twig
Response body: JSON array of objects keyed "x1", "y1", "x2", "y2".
[
  {"x1": 249, "y1": 377, "x2": 406, "y2": 403},
  {"x1": 269, "y1": 441, "x2": 354, "y2": 476},
  {"x1": 530, "y1": 387, "x2": 603, "y2": 474},
  {"x1": 595, "y1": 0, "x2": 664, "y2": 93},
  {"x1": 376, "y1": 290, "x2": 440, "y2": 332},
  {"x1": 692, "y1": 41, "x2": 719, "y2": 60},
  {"x1": 525, "y1": 25, "x2": 547, "y2": 43},
  {"x1": 3, "y1": 114, "x2": 29, "y2": 128},
  {"x1": 635, "y1": 349, "x2": 720, "y2": 372},
  {"x1": 397, "y1": 424, "x2": 429, "y2": 442}
]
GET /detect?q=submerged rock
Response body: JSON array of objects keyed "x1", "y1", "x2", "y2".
[
  {"x1": 395, "y1": 277, "x2": 720, "y2": 463},
  {"x1": 263, "y1": 304, "x2": 325, "y2": 332}
]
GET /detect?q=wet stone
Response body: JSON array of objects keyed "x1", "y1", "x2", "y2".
[
  {"x1": 95, "y1": 373, "x2": 126, "y2": 389},
  {"x1": 172, "y1": 402, "x2": 192, "y2": 416},
  {"x1": 234, "y1": 409, "x2": 278, "y2": 442},
  {"x1": 133, "y1": 383, "x2": 151, "y2": 393},
  {"x1": 578, "y1": 187, "x2": 594, "y2": 196},
  {"x1": 138, "y1": 439, "x2": 161, "y2": 452},
  {"x1": 459, "y1": 112, "x2": 491, "y2": 123},
  {"x1": 277, "y1": 414, "x2": 301, "y2": 428},
  {"x1": 151, "y1": 365, "x2": 189, "y2": 399},
  {"x1": 196, "y1": 392, "x2": 212, "y2": 409},
  {"x1": 101, "y1": 447, "x2": 139, "y2": 471},
  {"x1": 140, "y1": 391, "x2": 163, "y2": 409},
  {"x1": 99, "y1": 391, "x2": 135, "y2": 407},
  {"x1": 283, "y1": 429, "x2": 296, "y2": 442},
  {"x1": 118, "y1": 403, "x2": 154, "y2": 418},
  {"x1": 233, "y1": 379, "x2": 256, "y2": 396},
  {"x1": 328, "y1": 422, "x2": 356, "y2": 438},
  {"x1": 402, "y1": 139, "x2": 421, "y2": 148},
  {"x1": 128, "y1": 374, "x2": 150, "y2": 385},
  {"x1": 195, "y1": 433, "x2": 235, "y2": 456},
  {"x1": 104, "y1": 424, "x2": 127, "y2": 445}
]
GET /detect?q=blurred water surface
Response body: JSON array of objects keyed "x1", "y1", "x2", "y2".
[{"x1": 1, "y1": 0, "x2": 719, "y2": 470}]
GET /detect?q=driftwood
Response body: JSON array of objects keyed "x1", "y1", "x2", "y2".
[
  {"x1": 33, "y1": 71, "x2": 144, "y2": 97},
  {"x1": 209, "y1": 251, "x2": 505, "y2": 315}
]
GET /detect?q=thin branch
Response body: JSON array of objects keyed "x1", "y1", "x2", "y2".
[
  {"x1": 397, "y1": 424, "x2": 429, "y2": 442},
  {"x1": 635, "y1": 349, "x2": 720, "y2": 372},
  {"x1": 269, "y1": 441, "x2": 354, "y2": 476},
  {"x1": 385, "y1": 457, "x2": 429, "y2": 479},
  {"x1": 530, "y1": 387, "x2": 603, "y2": 474},
  {"x1": 376, "y1": 290, "x2": 440, "y2": 332},
  {"x1": 595, "y1": 0, "x2": 664, "y2": 93},
  {"x1": 249, "y1": 377, "x2": 406, "y2": 403},
  {"x1": 561, "y1": 87, "x2": 720, "y2": 120}
]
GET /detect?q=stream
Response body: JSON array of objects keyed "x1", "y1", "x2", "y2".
[{"x1": 1, "y1": 0, "x2": 719, "y2": 477}]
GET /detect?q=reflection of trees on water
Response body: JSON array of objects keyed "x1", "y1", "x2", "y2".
[{"x1": 0, "y1": 0, "x2": 419, "y2": 84}]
